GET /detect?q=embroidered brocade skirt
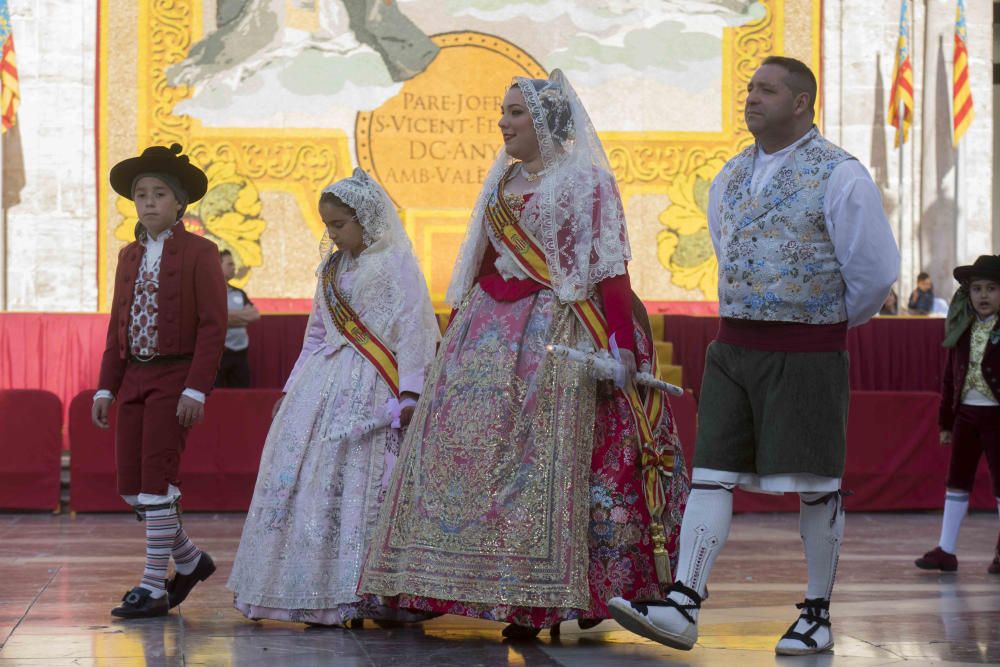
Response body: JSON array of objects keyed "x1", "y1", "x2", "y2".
[{"x1": 359, "y1": 285, "x2": 689, "y2": 627}]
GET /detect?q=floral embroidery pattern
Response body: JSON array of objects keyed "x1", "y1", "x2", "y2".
[
  {"x1": 362, "y1": 202, "x2": 689, "y2": 628},
  {"x1": 716, "y1": 129, "x2": 853, "y2": 324},
  {"x1": 961, "y1": 315, "x2": 999, "y2": 401}
]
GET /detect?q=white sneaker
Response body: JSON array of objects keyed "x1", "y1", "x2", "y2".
[
  {"x1": 607, "y1": 583, "x2": 702, "y2": 651},
  {"x1": 774, "y1": 599, "x2": 834, "y2": 656}
]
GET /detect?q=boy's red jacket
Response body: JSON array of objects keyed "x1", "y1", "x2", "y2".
[
  {"x1": 99, "y1": 223, "x2": 228, "y2": 395},
  {"x1": 940, "y1": 320, "x2": 1000, "y2": 430}
]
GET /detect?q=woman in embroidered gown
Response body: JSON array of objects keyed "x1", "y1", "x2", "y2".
[
  {"x1": 359, "y1": 71, "x2": 690, "y2": 637},
  {"x1": 227, "y1": 169, "x2": 439, "y2": 625}
]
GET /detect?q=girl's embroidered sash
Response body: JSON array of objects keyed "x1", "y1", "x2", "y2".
[
  {"x1": 322, "y1": 253, "x2": 400, "y2": 398},
  {"x1": 484, "y1": 169, "x2": 612, "y2": 347}
]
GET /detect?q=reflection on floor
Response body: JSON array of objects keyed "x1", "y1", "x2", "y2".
[{"x1": 0, "y1": 511, "x2": 997, "y2": 666}]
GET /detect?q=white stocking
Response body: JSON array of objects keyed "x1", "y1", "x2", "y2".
[
  {"x1": 799, "y1": 491, "x2": 845, "y2": 601},
  {"x1": 671, "y1": 482, "x2": 734, "y2": 614},
  {"x1": 938, "y1": 490, "x2": 969, "y2": 555}
]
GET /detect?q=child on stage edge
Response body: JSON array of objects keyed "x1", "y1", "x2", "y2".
[{"x1": 916, "y1": 255, "x2": 1000, "y2": 575}]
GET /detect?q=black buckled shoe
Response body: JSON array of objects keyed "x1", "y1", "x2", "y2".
[
  {"x1": 111, "y1": 587, "x2": 169, "y2": 619},
  {"x1": 165, "y1": 552, "x2": 216, "y2": 609}
]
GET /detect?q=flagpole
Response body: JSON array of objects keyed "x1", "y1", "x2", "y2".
[
  {"x1": 954, "y1": 142, "x2": 962, "y2": 267},
  {"x1": 898, "y1": 103, "x2": 904, "y2": 297}
]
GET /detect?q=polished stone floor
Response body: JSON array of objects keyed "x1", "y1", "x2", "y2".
[{"x1": 0, "y1": 511, "x2": 997, "y2": 666}]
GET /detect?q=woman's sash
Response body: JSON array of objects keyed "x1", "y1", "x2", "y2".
[
  {"x1": 322, "y1": 253, "x2": 400, "y2": 398},
  {"x1": 483, "y1": 170, "x2": 674, "y2": 516}
]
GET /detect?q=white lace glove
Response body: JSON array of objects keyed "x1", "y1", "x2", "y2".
[
  {"x1": 385, "y1": 396, "x2": 418, "y2": 429},
  {"x1": 609, "y1": 333, "x2": 637, "y2": 390}
]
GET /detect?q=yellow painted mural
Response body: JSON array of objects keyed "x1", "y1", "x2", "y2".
[{"x1": 98, "y1": 0, "x2": 821, "y2": 310}]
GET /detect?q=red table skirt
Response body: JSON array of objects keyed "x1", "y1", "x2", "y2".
[
  {"x1": 64, "y1": 387, "x2": 995, "y2": 513},
  {"x1": 0, "y1": 313, "x2": 951, "y2": 431},
  {"x1": 68, "y1": 388, "x2": 281, "y2": 512},
  {"x1": 0, "y1": 313, "x2": 307, "y2": 445}
]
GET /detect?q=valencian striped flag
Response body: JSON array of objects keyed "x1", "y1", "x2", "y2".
[
  {"x1": 0, "y1": 1, "x2": 18, "y2": 132},
  {"x1": 952, "y1": 0, "x2": 974, "y2": 146},
  {"x1": 887, "y1": 0, "x2": 914, "y2": 147}
]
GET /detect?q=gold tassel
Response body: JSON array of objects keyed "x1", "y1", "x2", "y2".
[{"x1": 650, "y1": 521, "x2": 672, "y2": 585}]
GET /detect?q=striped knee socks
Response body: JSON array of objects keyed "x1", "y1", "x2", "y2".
[{"x1": 139, "y1": 506, "x2": 178, "y2": 598}]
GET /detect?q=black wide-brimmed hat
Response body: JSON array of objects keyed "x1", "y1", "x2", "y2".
[
  {"x1": 109, "y1": 143, "x2": 208, "y2": 203},
  {"x1": 954, "y1": 255, "x2": 1000, "y2": 284}
]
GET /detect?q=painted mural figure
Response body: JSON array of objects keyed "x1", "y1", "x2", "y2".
[
  {"x1": 359, "y1": 70, "x2": 690, "y2": 638},
  {"x1": 168, "y1": 0, "x2": 438, "y2": 88},
  {"x1": 226, "y1": 169, "x2": 440, "y2": 625},
  {"x1": 608, "y1": 57, "x2": 899, "y2": 656}
]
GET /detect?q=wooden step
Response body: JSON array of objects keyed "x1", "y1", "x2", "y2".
[
  {"x1": 654, "y1": 340, "x2": 674, "y2": 365},
  {"x1": 649, "y1": 314, "x2": 665, "y2": 342},
  {"x1": 658, "y1": 363, "x2": 683, "y2": 388}
]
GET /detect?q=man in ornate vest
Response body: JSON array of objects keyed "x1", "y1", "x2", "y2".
[{"x1": 609, "y1": 57, "x2": 899, "y2": 655}]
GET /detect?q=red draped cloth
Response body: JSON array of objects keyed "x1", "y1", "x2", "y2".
[
  {"x1": 0, "y1": 313, "x2": 107, "y2": 446},
  {"x1": 675, "y1": 391, "x2": 995, "y2": 512},
  {"x1": 69, "y1": 388, "x2": 281, "y2": 511},
  {"x1": 2, "y1": 312, "x2": 993, "y2": 512},
  {"x1": 0, "y1": 313, "x2": 307, "y2": 446},
  {"x1": 663, "y1": 315, "x2": 948, "y2": 400}
]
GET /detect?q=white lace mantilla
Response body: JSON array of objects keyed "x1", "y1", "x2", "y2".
[{"x1": 447, "y1": 69, "x2": 631, "y2": 306}]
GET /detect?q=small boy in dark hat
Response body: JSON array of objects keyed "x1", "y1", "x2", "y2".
[
  {"x1": 916, "y1": 254, "x2": 1000, "y2": 575},
  {"x1": 92, "y1": 144, "x2": 228, "y2": 618}
]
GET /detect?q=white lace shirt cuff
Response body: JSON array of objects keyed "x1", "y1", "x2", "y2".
[{"x1": 182, "y1": 388, "x2": 206, "y2": 404}]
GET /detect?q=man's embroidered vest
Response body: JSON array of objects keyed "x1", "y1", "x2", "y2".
[{"x1": 716, "y1": 128, "x2": 854, "y2": 324}]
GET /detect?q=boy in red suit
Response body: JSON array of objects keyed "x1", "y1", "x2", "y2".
[
  {"x1": 92, "y1": 144, "x2": 228, "y2": 618},
  {"x1": 916, "y1": 255, "x2": 1000, "y2": 575}
]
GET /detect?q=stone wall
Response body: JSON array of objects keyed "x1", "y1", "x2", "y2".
[{"x1": 2, "y1": 0, "x2": 96, "y2": 311}]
